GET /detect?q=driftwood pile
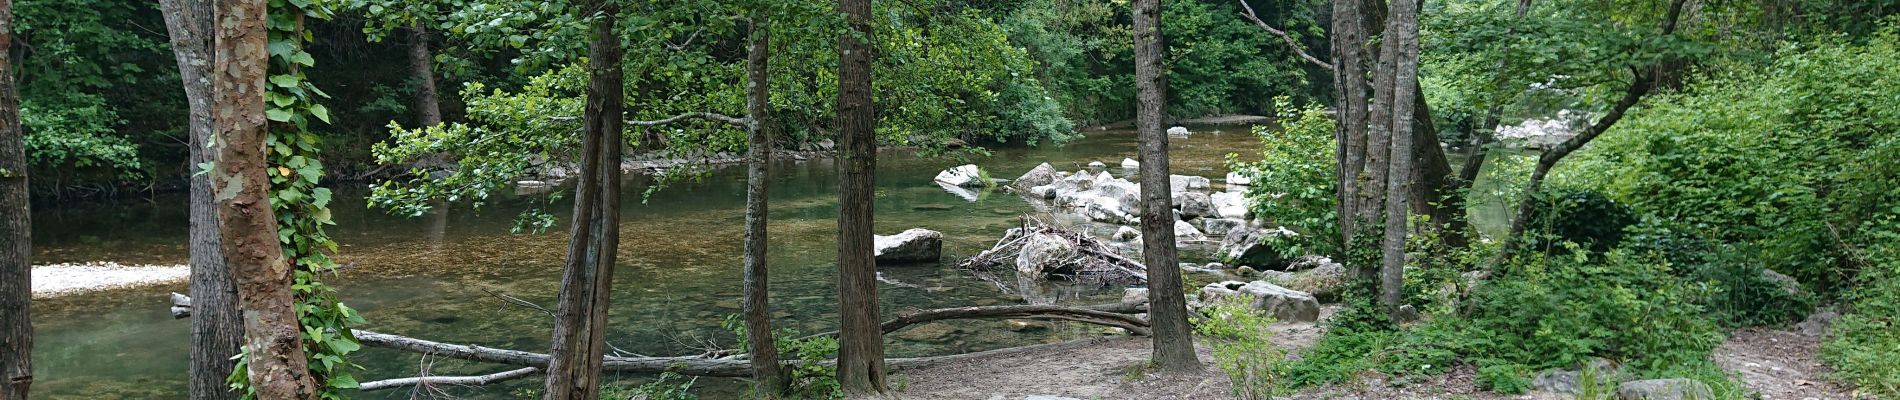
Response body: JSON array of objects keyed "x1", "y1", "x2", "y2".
[{"x1": 960, "y1": 217, "x2": 1149, "y2": 284}]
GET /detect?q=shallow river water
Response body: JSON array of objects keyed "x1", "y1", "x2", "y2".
[{"x1": 27, "y1": 129, "x2": 1281, "y2": 399}]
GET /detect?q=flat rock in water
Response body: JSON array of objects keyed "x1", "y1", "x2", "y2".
[
  {"x1": 1167, "y1": 126, "x2": 1190, "y2": 136},
  {"x1": 875, "y1": 228, "x2": 944, "y2": 264},
  {"x1": 935, "y1": 164, "x2": 988, "y2": 187}
]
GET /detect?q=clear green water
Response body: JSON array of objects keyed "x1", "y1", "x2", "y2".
[{"x1": 26, "y1": 129, "x2": 1265, "y2": 399}]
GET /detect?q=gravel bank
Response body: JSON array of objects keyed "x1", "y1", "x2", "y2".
[{"x1": 31, "y1": 262, "x2": 189, "y2": 298}]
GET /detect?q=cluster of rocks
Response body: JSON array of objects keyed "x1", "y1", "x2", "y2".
[
  {"x1": 1009, "y1": 162, "x2": 1253, "y2": 238},
  {"x1": 1532, "y1": 360, "x2": 1717, "y2": 400}
]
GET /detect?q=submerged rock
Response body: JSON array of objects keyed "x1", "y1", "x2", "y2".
[
  {"x1": 874, "y1": 228, "x2": 944, "y2": 264},
  {"x1": 934, "y1": 164, "x2": 989, "y2": 187},
  {"x1": 1198, "y1": 280, "x2": 1321, "y2": 322},
  {"x1": 1614, "y1": 378, "x2": 1712, "y2": 400}
]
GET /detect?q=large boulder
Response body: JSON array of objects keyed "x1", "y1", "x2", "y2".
[
  {"x1": 1198, "y1": 280, "x2": 1321, "y2": 322},
  {"x1": 1170, "y1": 175, "x2": 1212, "y2": 192},
  {"x1": 933, "y1": 164, "x2": 989, "y2": 187},
  {"x1": 1173, "y1": 192, "x2": 1213, "y2": 218},
  {"x1": 1219, "y1": 223, "x2": 1290, "y2": 268},
  {"x1": 1211, "y1": 191, "x2": 1251, "y2": 219},
  {"x1": 1201, "y1": 217, "x2": 1245, "y2": 236},
  {"x1": 874, "y1": 228, "x2": 944, "y2": 264},
  {"x1": 1614, "y1": 379, "x2": 1712, "y2": 400},
  {"x1": 1174, "y1": 220, "x2": 1206, "y2": 241},
  {"x1": 1013, "y1": 162, "x2": 1061, "y2": 189},
  {"x1": 1016, "y1": 233, "x2": 1077, "y2": 276}
]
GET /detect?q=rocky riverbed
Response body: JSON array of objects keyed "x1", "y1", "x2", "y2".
[{"x1": 31, "y1": 262, "x2": 189, "y2": 298}]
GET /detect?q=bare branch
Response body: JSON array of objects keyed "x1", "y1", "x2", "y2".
[
  {"x1": 1239, "y1": 0, "x2": 1334, "y2": 70},
  {"x1": 548, "y1": 112, "x2": 751, "y2": 129}
]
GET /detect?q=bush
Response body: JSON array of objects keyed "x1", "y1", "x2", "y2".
[
  {"x1": 1193, "y1": 296, "x2": 1287, "y2": 399},
  {"x1": 1822, "y1": 215, "x2": 1900, "y2": 397},
  {"x1": 1228, "y1": 97, "x2": 1340, "y2": 259},
  {"x1": 1517, "y1": 189, "x2": 1635, "y2": 255},
  {"x1": 1464, "y1": 250, "x2": 1722, "y2": 374}
]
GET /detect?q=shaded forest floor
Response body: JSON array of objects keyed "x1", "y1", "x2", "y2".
[{"x1": 897, "y1": 306, "x2": 1858, "y2": 399}]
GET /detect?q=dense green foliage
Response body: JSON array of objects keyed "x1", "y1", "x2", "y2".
[
  {"x1": 999, "y1": 0, "x2": 1323, "y2": 124},
  {"x1": 1228, "y1": 98, "x2": 1339, "y2": 259},
  {"x1": 15, "y1": 0, "x2": 175, "y2": 186}
]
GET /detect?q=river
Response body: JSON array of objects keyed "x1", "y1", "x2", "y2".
[{"x1": 26, "y1": 128, "x2": 1280, "y2": 399}]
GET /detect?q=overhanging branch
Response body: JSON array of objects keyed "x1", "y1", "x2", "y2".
[
  {"x1": 548, "y1": 111, "x2": 751, "y2": 129},
  {"x1": 1239, "y1": 0, "x2": 1334, "y2": 70}
]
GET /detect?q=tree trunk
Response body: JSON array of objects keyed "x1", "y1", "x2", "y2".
[
  {"x1": 1331, "y1": 0, "x2": 1370, "y2": 257},
  {"x1": 159, "y1": 0, "x2": 245, "y2": 398},
  {"x1": 408, "y1": 23, "x2": 441, "y2": 127},
  {"x1": 1381, "y1": 0, "x2": 1422, "y2": 320},
  {"x1": 835, "y1": 0, "x2": 889, "y2": 395},
  {"x1": 1132, "y1": 0, "x2": 1202, "y2": 373},
  {"x1": 542, "y1": 6, "x2": 624, "y2": 399},
  {"x1": 1498, "y1": 0, "x2": 1684, "y2": 262},
  {"x1": 1354, "y1": 5, "x2": 1399, "y2": 284},
  {"x1": 210, "y1": 0, "x2": 320, "y2": 397},
  {"x1": 0, "y1": 0, "x2": 33, "y2": 397},
  {"x1": 741, "y1": 14, "x2": 787, "y2": 395},
  {"x1": 1408, "y1": 88, "x2": 1465, "y2": 248}
]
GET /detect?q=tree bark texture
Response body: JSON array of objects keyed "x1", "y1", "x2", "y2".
[
  {"x1": 1353, "y1": 4, "x2": 1399, "y2": 284},
  {"x1": 408, "y1": 24, "x2": 441, "y2": 127},
  {"x1": 835, "y1": 0, "x2": 890, "y2": 394},
  {"x1": 1132, "y1": 0, "x2": 1202, "y2": 373},
  {"x1": 1499, "y1": 0, "x2": 1684, "y2": 261},
  {"x1": 1331, "y1": 0, "x2": 1371, "y2": 256},
  {"x1": 741, "y1": 15, "x2": 787, "y2": 395},
  {"x1": 159, "y1": 0, "x2": 245, "y2": 398},
  {"x1": 210, "y1": 0, "x2": 320, "y2": 397},
  {"x1": 542, "y1": 7, "x2": 624, "y2": 400},
  {"x1": 0, "y1": 0, "x2": 33, "y2": 397},
  {"x1": 1380, "y1": 0, "x2": 1422, "y2": 319}
]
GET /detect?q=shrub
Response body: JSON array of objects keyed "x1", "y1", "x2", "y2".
[
  {"x1": 1193, "y1": 296, "x2": 1287, "y2": 399},
  {"x1": 1517, "y1": 189, "x2": 1636, "y2": 255},
  {"x1": 1476, "y1": 363, "x2": 1532, "y2": 394},
  {"x1": 1464, "y1": 250, "x2": 1722, "y2": 373},
  {"x1": 1822, "y1": 215, "x2": 1900, "y2": 397},
  {"x1": 1228, "y1": 97, "x2": 1340, "y2": 259}
]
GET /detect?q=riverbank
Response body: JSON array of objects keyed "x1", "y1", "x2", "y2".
[{"x1": 31, "y1": 262, "x2": 189, "y2": 299}]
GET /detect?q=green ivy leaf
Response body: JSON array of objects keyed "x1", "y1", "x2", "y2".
[{"x1": 309, "y1": 104, "x2": 332, "y2": 124}]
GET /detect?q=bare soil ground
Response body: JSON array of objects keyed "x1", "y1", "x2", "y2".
[
  {"x1": 900, "y1": 306, "x2": 1862, "y2": 400},
  {"x1": 1714, "y1": 312, "x2": 1860, "y2": 400}
]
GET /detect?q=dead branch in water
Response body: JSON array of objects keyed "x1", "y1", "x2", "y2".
[{"x1": 961, "y1": 217, "x2": 1149, "y2": 284}]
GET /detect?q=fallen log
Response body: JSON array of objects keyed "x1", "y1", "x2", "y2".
[
  {"x1": 879, "y1": 304, "x2": 1150, "y2": 337},
  {"x1": 357, "y1": 367, "x2": 539, "y2": 391}
]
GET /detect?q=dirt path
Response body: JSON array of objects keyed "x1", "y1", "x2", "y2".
[{"x1": 1714, "y1": 311, "x2": 1858, "y2": 400}]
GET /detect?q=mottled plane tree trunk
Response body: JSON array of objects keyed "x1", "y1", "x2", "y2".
[{"x1": 210, "y1": 0, "x2": 320, "y2": 397}]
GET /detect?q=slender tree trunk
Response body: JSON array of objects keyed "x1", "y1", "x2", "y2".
[
  {"x1": 1354, "y1": 9, "x2": 1398, "y2": 283},
  {"x1": 0, "y1": 1, "x2": 33, "y2": 398},
  {"x1": 160, "y1": 1, "x2": 244, "y2": 398},
  {"x1": 210, "y1": 0, "x2": 319, "y2": 397},
  {"x1": 1381, "y1": 0, "x2": 1421, "y2": 320},
  {"x1": 543, "y1": 6, "x2": 624, "y2": 399},
  {"x1": 407, "y1": 24, "x2": 441, "y2": 127},
  {"x1": 1331, "y1": 0, "x2": 1370, "y2": 257},
  {"x1": 1498, "y1": 0, "x2": 1684, "y2": 261},
  {"x1": 835, "y1": 0, "x2": 889, "y2": 395},
  {"x1": 740, "y1": 14, "x2": 787, "y2": 395},
  {"x1": 1132, "y1": 0, "x2": 1202, "y2": 373}
]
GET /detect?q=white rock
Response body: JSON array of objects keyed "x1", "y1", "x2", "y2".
[
  {"x1": 1170, "y1": 175, "x2": 1211, "y2": 192},
  {"x1": 1120, "y1": 157, "x2": 1140, "y2": 169},
  {"x1": 1087, "y1": 161, "x2": 1107, "y2": 169},
  {"x1": 1226, "y1": 171, "x2": 1252, "y2": 186},
  {"x1": 1211, "y1": 191, "x2": 1251, "y2": 219},
  {"x1": 1016, "y1": 233, "x2": 1077, "y2": 276},
  {"x1": 933, "y1": 164, "x2": 987, "y2": 187},
  {"x1": 1167, "y1": 126, "x2": 1191, "y2": 136},
  {"x1": 1174, "y1": 220, "x2": 1206, "y2": 241},
  {"x1": 874, "y1": 228, "x2": 944, "y2": 264},
  {"x1": 1198, "y1": 280, "x2": 1321, "y2": 322}
]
